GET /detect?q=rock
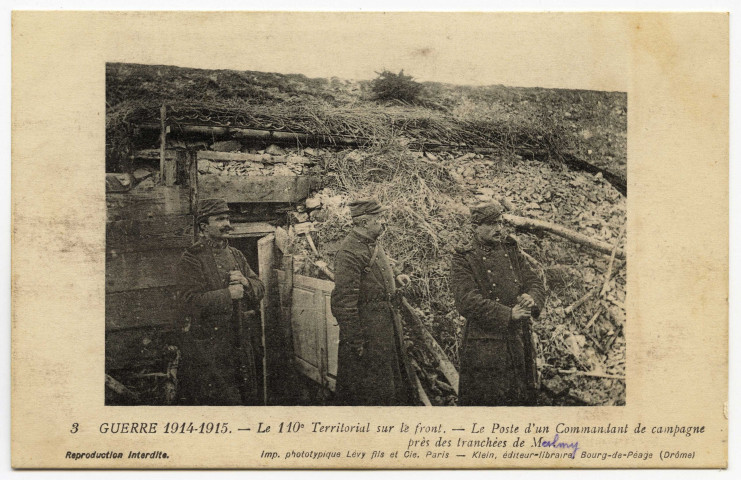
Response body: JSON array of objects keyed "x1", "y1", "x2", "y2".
[
  {"x1": 290, "y1": 212, "x2": 309, "y2": 223},
  {"x1": 462, "y1": 166, "x2": 476, "y2": 178},
  {"x1": 266, "y1": 144, "x2": 286, "y2": 155},
  {"x1": 309, "y1": 209, "x2": 328, "y2": 222},
  {"x1": 345, "y1": 150, "x2": 365, "y2": 163},
  {"x1": 477, "y1": 187, "x2": 495, "y2": 197},
  {"x1": 295, "y1": 204, "x2": 306, "y2": 213},
  {"x1": 424, "y1": 152, "x2": 438, "y2": 161},
  {"x1": 455, "y1": 153, "x2": 477, "y2": 162},
  {"x1": 133, "y1": 168, "x2": 153, "y2": 182},
  {"x1": 210, "y1": 140, "x2": 242, "y2": 152},
  {"x1": 303, "y1": 147, "x2": 318, "y2": 157},
  {"x1": 305, "y1": 196, "x2": 322, "y2": 210},
  {"x1": 197, "y1": 160, "x2": 213, "y2": 174}
]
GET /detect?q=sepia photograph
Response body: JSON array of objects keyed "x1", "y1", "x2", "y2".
[
  {"x1": 104, "y1": 61, "x2": 627, "y2": 407},
  {"x1": 12, "y1": 10, "x2": 727, "y2": 469}
]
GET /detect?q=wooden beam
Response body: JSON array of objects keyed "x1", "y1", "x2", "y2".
[
  {"x1": 159, "y1": 105, "x2": 167, "y2": 183},
  {"x1": 106, "y1": 186, "x2": 191, "y2": 221},
  {"x1": 502, "y1": 213, "x2": 626, "y2": 259},
  {"x1": 227, "y1": 222, "x2": 276, "y2": 237},
  {"x1": 139, "y1": 122, "x2": 362, "y2": 146},
  {"x1": 133, "y1": 149, "x2": 177, "y2": 161},
  {"x1": 106, "y1": 214, "x2": 193, "y2": 252},
  {"x1": 198, "y1": 175, "x2": 318, "y2": 203},
  {"x1": 198, "y1": 150, "x2": 314, "y2": 164}
]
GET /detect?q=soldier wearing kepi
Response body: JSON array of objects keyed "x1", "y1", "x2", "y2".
[
  {"x1": 176, "y1": 198, "x2": 265, "y2": 405},
  {"x1": 330, "y1": 199, "x2": 413, "y2": 406},
  {"x1": 451, "y1": 201, "x2": 545, "y2": 406}
]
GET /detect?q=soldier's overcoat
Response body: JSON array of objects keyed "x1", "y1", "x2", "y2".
[
  {"x1": 451, "y1": 237, "x2": 545, "y2": 406},
  {"x1": 176, "y1": 239, "x2": 265, "y2": 405},
  {"x1": 330, "y1": 230, "x2": 411, "y2": 405}
]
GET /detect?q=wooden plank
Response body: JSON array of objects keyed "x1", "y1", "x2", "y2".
[
  {"x1": 106, "y1": 214, "x2": 193, "y2": 253},
  {"x1": 133, "y1": 149, "x2": 176, "y2": 161},
  {"x1": 187, "y1": 150, "x2": 198, "y2": 242},
  {"x1": 293, "y1": 273, "x2": 335, "y2": 292},
  {"x1": 325, "y1": 294, "x2": 339, "y2": 379},
  {"x1": 106, "y1": 186, "x2": 190, "y2": 221},
  {"x1": 198, "y1": 175, "x2": 317, "y2": 203},
  {"x1": 159, "y1": 104, "x2": 167, "y2": 182},
  {"x1": 106, "y1": 248, "x2": 183, "y2": 293},
  {"x1": 106, "y1": 286, "x2": 180, "y2": 331},
  {"x1": 290, "y1": 282, "x2": 322, "y2": 374},
  {"x1": 227, "y1": 222, "x2": 275, "y2": 238},
  {"x1": 257, "y1": 234, "x2": 275, "y2": 405}
]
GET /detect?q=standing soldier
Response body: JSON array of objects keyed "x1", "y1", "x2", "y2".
[
  {"x1": 451, "y1": 202, "x2": 545, "y2": 406},
  {"x1": 330, "y1": 199, "x2": 413, "y2": 405},
  {"x1": 176, "y1": 198, "x2": 265, "y2": 405}
]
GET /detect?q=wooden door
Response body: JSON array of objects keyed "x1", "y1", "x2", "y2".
[{"x1": 278, "y1": 272, "x2": 339, "y2": 391}]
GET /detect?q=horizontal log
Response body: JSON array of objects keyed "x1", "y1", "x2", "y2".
[
  {"x1": 502, "y1": 214, "x2": 625, "y2": 259},
  {"x1": 132, "y1": 149, "x2": 177, "y2": 161},
  {"x1": 197, "y1": 150, "x2": 313, "y2": 165},
  {"x1": 107, "y1": 186, "x2": 191, "y2": 221},
  {"x1": 106, "y1": 286, "x2": 180, "y2": 331},
  {"x1": 138, "y1": 122, "x2": 362, "y2": 146},
  {"x1": 198, "y1": 174, "x2": 318, "y2": 203},
  {"x1": 107, "y1": 214, "x2": 194, "y2": 252},
  {"x1": 106, "y1": 248, "x2": 183, "y2": 293}
]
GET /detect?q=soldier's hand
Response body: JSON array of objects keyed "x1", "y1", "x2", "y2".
[
  {"x1": 511, "y1": 304, "x2": 531, "y2": 321},
  {"x1": 229, "y1": 270, "x2": 249, "y2": 286},
  {"x1": 396, "y1": 274, "x2": 411, "y2": 288},
  {"x1": 228, "y1": 284, "x2": 244, "y2": 300},
  {"x1": 517, "y1": 293, "x2": 536, "y2": 308}
]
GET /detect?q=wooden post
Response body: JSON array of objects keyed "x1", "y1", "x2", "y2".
[
  {"x1": 187, "y1": 150, "x2": 198, "y2": 241},
  {"x1": 159, "y1": 104, "x2": 166, "y2": 183}
]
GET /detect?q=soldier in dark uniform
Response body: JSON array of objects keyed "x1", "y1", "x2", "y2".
[
  {"x1": 450, "y1": 202, "x2": 545, "y2": 406},
  {"x1": 330, "y1": 199, "x2": 413, "y2": 406},
  {"x1": 176, "y1": 198, "x2": 265, "y2": 405}
]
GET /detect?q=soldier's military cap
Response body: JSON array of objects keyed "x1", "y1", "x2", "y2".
[
  {"x1": 197, "y1": 198, "x2": 232, "y2": 223},
  {"x1": 349, "y1": 198, "x2": 388, "y2": 218},
  {"x1": 471, "y1": 201, "x2": 504, "y2": 225}
]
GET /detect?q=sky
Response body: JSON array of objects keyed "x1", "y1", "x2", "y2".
[{"x1": 101, "y1": 12, "x2": 631, "y2": 92}]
